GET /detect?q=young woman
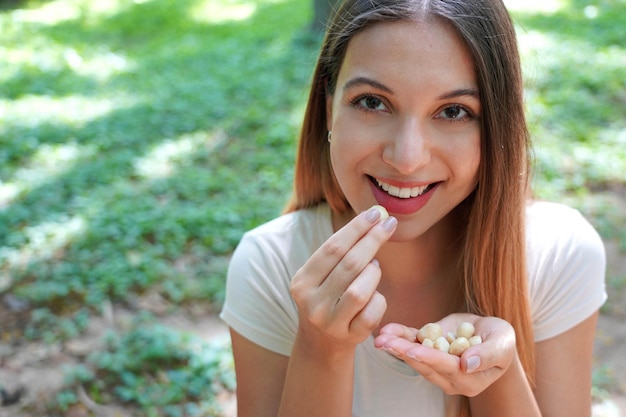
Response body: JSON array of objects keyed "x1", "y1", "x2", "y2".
[{"x1": 220, "y1": 1, "x2": 607, "y2": 416}]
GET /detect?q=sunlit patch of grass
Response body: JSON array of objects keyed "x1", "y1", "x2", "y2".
[
  {"x1": 0, "y1": 0, "x2": 315, "y2": 316},
  {"x1": 2, "y1": 95, "x2": 132, "y2": 126},
  {"x1": 1, "y1": 214, "x2": 86, "y2": 266},
  {"x1": 0, "y1": 141, "x2": 97, "y2": 206},
  {"x1": 189, "y1": 0, "x2": 257, "y2": 23},
  {"x1": 133, "y1": 130, "x2": 226, "y2": 180}
]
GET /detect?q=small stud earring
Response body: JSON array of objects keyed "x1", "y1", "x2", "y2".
[{"x1": 327, "y1": 131, "x2": 332, "y2": 143}]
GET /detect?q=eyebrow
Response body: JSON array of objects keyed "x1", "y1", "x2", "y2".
[
  {"x1": 343, "y1": 76, "x2": 395, "y2": 94},
  {"x1": 437, "y1": 88, "x2": 480, "y2": 101},
  {"x1": 343, "y1": 77, "x2": 479, "y2": 101}
]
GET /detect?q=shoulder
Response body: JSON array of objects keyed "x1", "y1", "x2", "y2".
[
  {"x1": 525, "y1": 200, "x2": 606, "y2": 276},
  {"x1": 526, "y1": 200, "x2": 604, "y2": 257},
  {"x1": 245, "y1": 203, "x2": 332, "y2": 238},
  {"x1": 525, "y1": 201, "x2": 607, "y2": 341},
  {"x1": 526, "y1": 200, "x2": 598, "y2": 236},
  {"x1": 221, "y1": 204, "x2": 332, "y2": 355}
]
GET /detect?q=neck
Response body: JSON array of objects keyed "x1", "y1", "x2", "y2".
[
  {"x1": 375, "y1": 213, "x2": 466, "y2": 329},
  {"x1": 378, "y1": 209, "x2": 462, "y2": 282}
]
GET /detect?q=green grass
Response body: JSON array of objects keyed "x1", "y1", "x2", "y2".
[
  {"x1": 59, "y1": 315, "x2": 235, "y2": 416},
  {"x1": 1, "y1": 0, "x2": 625, "y2": 413},
  {"x1": 1, "y1": 0, "x2": 317, "y2": 413},
  {"x1": 0, "y1": 0, "x2": 317, "y2": 311}
]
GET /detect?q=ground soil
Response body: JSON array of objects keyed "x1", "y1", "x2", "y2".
[{"x1": 0, "y1": 239, "x2": 624, "y2": 417}]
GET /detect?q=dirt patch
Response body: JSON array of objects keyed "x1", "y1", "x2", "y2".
[
  {"x1": 1, "y1": 238, "x2": 625, "y2": 416},
  {"x1": 0, "y1": 304, "x2": 236, "y2": 417}
]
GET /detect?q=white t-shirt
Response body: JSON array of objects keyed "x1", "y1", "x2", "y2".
[{"x1": 220, "y1": 201, "x2": 607, "y2": 417}]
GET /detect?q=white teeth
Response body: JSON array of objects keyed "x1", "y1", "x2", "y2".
[
  {"x1": 376, "y1": 179, "x2": 429, "y2": 199},
  {"x1": 399, "y1": 187, "x2": 411, "y2": 198}
]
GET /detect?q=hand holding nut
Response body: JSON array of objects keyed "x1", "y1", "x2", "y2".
[
  {"x1": 375, "y1": 314, "x2": 517, "y2": 397},
  {"x1": 415, "y1": 321, "x2": 482, "y2": 356}
]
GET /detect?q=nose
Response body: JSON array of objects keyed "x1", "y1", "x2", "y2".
[{"x1": 382, "y1": 117, "x2": 431, "y2": 175}]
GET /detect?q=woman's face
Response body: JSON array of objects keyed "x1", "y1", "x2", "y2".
[{"x1": 326, "y1": 19, "x2": 481, "y2": 240}]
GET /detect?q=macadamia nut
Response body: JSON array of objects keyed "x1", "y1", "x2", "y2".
[
  {"x1": 456, "y1": 322, "x2": 475, "y2": 339},
  {"x1": 469, "y1": 335, "x2": 483, "y2": 346},
  {"x1": 371, "y1": 205, "x2": 389, "y2": 220},
  {"x1": 422, "y1": 338, "x2": 434, "y2": 348},
  {"x1": 417, "y1": 323, "x2": 443, "y2": 343},
  {"x1": 434, "y1": 337, "x2": 450, "y2": 353},
  {"x1": 449, "y1": 337, "x2": 470, "y2": 356},
  {"x1": 417, "y1": 321, "x2": 481, "y2": 357}
]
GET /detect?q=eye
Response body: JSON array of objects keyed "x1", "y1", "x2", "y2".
[
  {"x1": 351, "y1": 95, "x2": 388, "y2": 113},
  {"x1": 436, "y1": 105, "x2": 475, "y2": 122}
]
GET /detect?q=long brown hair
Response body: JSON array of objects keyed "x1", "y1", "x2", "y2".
[{"x1": 285, "y1": 0, "x2": 535, "y2": 394}]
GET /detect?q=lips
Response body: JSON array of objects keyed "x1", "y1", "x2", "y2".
[
  {"x1": 371, "y1": 177, "x2": 437, "y2": 198},
  {"x1": 374, "y1": 178, "x2": 435, "y2": 199},
  {"x1": 369, "y1": 176, "x2": 439, "y2": 215}
]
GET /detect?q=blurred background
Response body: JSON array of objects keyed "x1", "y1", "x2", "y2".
[{"x1": 0, "y1": 0, "x2": 624, "y2": 415}]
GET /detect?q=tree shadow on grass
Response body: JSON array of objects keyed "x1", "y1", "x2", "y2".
[{"x1": 0, "y1": 0, "x2": 319, "y2": 314}]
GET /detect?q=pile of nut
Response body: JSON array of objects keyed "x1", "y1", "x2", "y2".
[{"x1": 416, "y1": 322, "x2": 482, "y2": 356}]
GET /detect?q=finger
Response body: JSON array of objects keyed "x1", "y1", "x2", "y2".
[
  {"x1": 334, "y1": 260, "x2": 382, "y2": 319},
  {"x1": 321, "y1": 215, "x2": 397, "y2": 295},
  {"x1": 378, "y1": 322, "x2": 419, "y2": 340},
  {"x1": 373, "y1": 324, "x2": 418, "y2": 350},
  {"x1": 459, "y1": 335, "x2": 514, "y2": 374},
  {"x1": 405, "y1": 346, "x2": 460, "y2": 376},
  {"x1": 295, "y1": 207, "x2": 391, "y2": 288},
  {"x1": 349, "y1": 291, "x2": 387, "y2": 336},
  {"x1": 459, "y1": 318, "x2": 515, "y2": 373},
  {"x1": 376, "y1": 336, "x2": 476, "y2": 395}
]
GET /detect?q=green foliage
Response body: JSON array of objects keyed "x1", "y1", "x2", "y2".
[
  {"x1": 59, "y1": 318, "x2": 235, "y2": 416},
  {"x1": 25, "y1": 307, "x2": 90, "y2": 343},
  {"x1": 591, "y1": 364, "x2": 618, "y2": 401},
  {"x1": 509, "y1": 1, "x2": 626, "y2": 262},
  {"x1": 2, "y1": 0, "x2": 317, "y2": 411},
  {"x1": 1, "y1": 0, "x2": 625, "y2": 411},
  {"x1": 515, "y1": 0, "x2": 626, "y2": 202},
  {"x1": 0, "y1": 0, "x2": 317, "y2": 322}
]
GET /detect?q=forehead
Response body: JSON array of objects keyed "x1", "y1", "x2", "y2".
[{"x1": 338, "y1": 19, "x2": 477, "y2": 90}]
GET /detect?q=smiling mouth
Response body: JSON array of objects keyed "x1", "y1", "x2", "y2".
[{"x1": 371, "y1": 177, "x2": 438, "y2": 199}]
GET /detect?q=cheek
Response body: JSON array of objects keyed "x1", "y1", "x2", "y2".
[
  {"x1": 448, "y1": 135, "x2": 481, "y2": 186},
  {"x1": 329, "y1": 138, "x2": 357, "y2": 184},
  {"x1": 329, "y1": 135, "x2": 374, "y2": 202},
  {"x1": 465, "y1": 145, "x2": 481, "y2": 190},
  {"x1": 468, "y1": 145, "x2": 481, "y2": 180}
]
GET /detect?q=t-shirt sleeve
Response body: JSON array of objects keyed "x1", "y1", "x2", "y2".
[
  {"x1": 528, "y1": 204, "x2": 607, "y2": 342},
  {"x1": 219, "y1": 231, "x2": 299, "y2": 356}
]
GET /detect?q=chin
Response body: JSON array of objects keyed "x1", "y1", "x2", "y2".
[{"x1": 385, "y1": 225, "x2": 429, "y2": 243}]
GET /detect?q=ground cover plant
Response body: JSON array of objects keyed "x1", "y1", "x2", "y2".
[
  {"x1": 1, "y1": 0, "x2": 317, "y2": 414},
  {"x1": 0, "y1": 0, "x2": 625, "y2": 415}
]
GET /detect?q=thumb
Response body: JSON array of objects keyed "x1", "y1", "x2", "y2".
[{"x1": 461, "y1": 353, "x2": 482, "y2": 373}]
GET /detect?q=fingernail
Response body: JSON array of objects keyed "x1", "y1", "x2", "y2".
[
  {"x1": 381, "y1": 216, "x2": 397, "y2": 232},
  {"x1": 366, "y1": 207, "x2": 381, "y2": 223},
  {"x1": 371, "y1": 259, "x2": 380, "y2": 267},
  {"x1": 466, "y1": 356, "x2": 480, "y2": 373},
  {"x1": 382, "y1": 346, "x2": 399, "y2": 356},
  {"x1": 406, "y1": 350, "x2": 422, "y2": 362}
]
